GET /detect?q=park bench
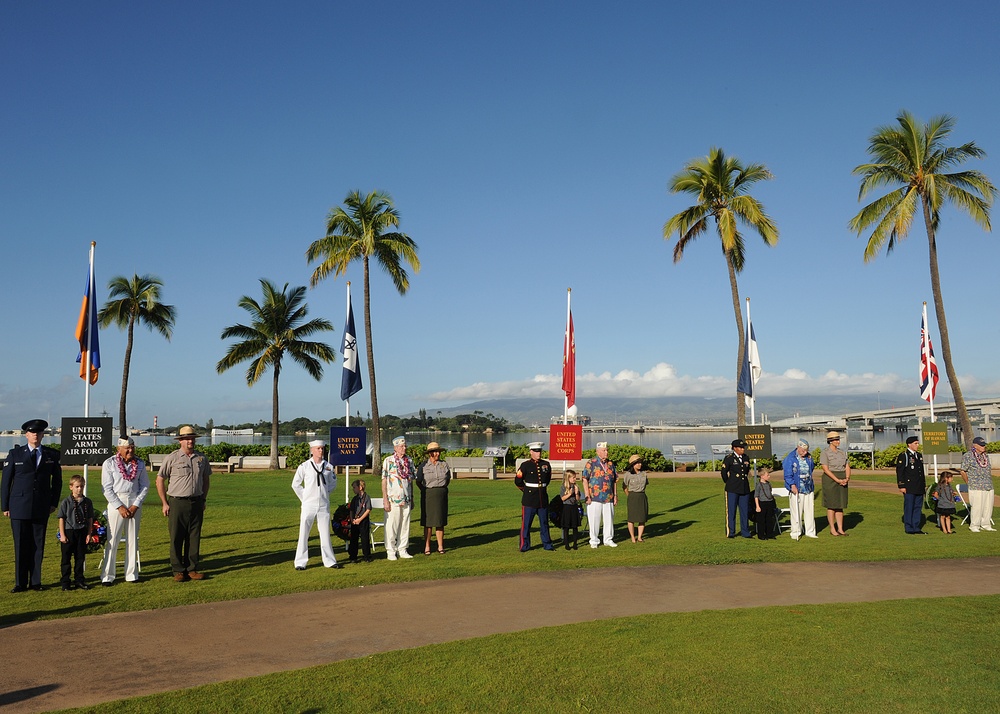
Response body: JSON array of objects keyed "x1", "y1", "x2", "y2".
[
  {"x1": 515, "y1": 458, "x2": 588, "y2": 475},
  {"x1": 447, "y1": 456, "x2": 497, "y2": 479},
  {"x1": 147, "y1": 452, "x2": 236, "y2": 473},
  {"x1": 237, "y1": 455, "x2": 287, "y2": 469}
]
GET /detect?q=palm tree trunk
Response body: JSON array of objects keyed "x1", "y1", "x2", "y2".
[
  {"x1": 362, "y1": 257, "x2": 382, "y2": 478},
  {"x1": 270, "y1": 368, "x2": 280, "y2": 470},
  {"x1": 119, "y1": 315, "x2": 135, "y2": 439},
  {"x1": 923, "y1": 199, "x2": 973, "y2": 449},
  {"x1": 726, "y1": 252, "x2": 747, "y2": 426}
]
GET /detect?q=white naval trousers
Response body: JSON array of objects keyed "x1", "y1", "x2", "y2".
[
  {"x1": 385, "y1": 502, "x2": 412, "y2": 556},
  {"x1": 295, "y1": 504, "x2": 338, "y2": 568},
  {"x1": 587, "y1": 501, "x2": 615, "y2": 546},
  {"x1": 100, "y1": 498, "x2": 143, "y2": 583},
  {"x1": 788, "y1": 491, "x2": 816, "y2": 538}
]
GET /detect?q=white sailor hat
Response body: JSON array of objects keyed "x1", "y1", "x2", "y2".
[{"x1": 527, "y1": 442, "x2": 543, "y2": 451}]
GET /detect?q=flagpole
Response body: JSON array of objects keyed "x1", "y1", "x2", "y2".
[
  {"x1": 84, "y1": 242, "x2": 95, "y2": 420},
  {"x1": 924, "y1": 302, "x2": 939, "y2": 483},
  {"x1": 564, "y1": 288, "x2": 571, "y2": 425},
  {"x1": 83, "y1": 242, "x2": 96, "y2": 496},
  {"x1": 745, "y1": 298, "x2": 755, "y2": 426},
  {"x1": 345, "y1": 282, "x2": 352, "y2": 504}
]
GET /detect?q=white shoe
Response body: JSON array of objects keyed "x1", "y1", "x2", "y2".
[
  {"x1": 398, "y1": 551, "x2": 413, "y2": 559},
  {"x1": 590, "y1": 544, "x2": 599, "y2": 549},
  {"x1": 604, "y1": 541, "x2": 617, "y2": 547},
  {"x1": 387, "y1": 552, "x2": 398, "y2": 561},
  {"x1": 970, "y1": 528, "x2": 981, "y2": 533},
  {"x1": 983, "y1": 526, "x2": 996, "y2": 532},
  {"x1": 805, "y1": 534, "x2": 819, "y2": 539},
  {"x1": 791, "y1": 535, "x2": 800, "y2": 541}
]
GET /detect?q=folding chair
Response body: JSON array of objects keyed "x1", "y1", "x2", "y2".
[
  {"x1": 369, "y1": 497, "x2": 386, "y2": 552},
  {"x1": 770, "y1": 487, "x2": 792, "y2": 534}
]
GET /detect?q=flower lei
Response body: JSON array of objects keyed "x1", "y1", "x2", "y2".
[
  {"x1": 115, "y1": 453, "x2": 139, "y2": 482},
  {"x1": 974, "y1": 449, "x2": 989, "y2": 469}
]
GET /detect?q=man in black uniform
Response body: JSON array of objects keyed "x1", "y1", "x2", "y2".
[
  {"x1": 515, "y1": 442, "x2": 554, "y2": 551},
  {"x1": 721, "y1": 438, "x2": 752, "y2": 538},
  {"x1": 896, "y1": 435, "x2": 926, "y2": 534},
  {"x1": 2, "y1": 419, "x2": 63, "y2": 592}
]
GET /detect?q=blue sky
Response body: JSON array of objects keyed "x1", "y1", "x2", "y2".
[{"x1": 2, "y1": 1, "x2": 999, "y2": 430}]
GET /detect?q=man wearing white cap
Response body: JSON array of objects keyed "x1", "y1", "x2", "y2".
[
  {"x1": 515, "y1": 442, "x2": 553, "y2": 551},
  {"x1": 583, "y1": 442, "x2": 618, "y2": 548},
  {"x1": 292, "y1": 439, "x2": 340, "y2": 569},
  {"x1": 381, "y1": 436, "x2": 415, "y2": 560},
  {"x1": 100, "y1": 437, "x2": 150, "y2": 585}
]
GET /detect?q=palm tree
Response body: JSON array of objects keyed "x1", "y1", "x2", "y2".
[
  {"x1": 217, "y1": 279, "x2": 336, "y2": 469},
  {"x1": 306, "y1": 190, "x2": 420, "y2": 478},
  {"x1": 663, "y1": 148, "x2": 779, "y2": 425},
  {"x1": 850, "y1": 111, "x2": 996, "y2": 448},
  {"x1": 97, "y1": 274, "x2": 176, "y2": 438}
]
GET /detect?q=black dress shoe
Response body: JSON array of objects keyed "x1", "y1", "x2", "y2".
[
  {"x1": 295, "y1": 566, "x2": 306, "y2": 571},
  {"x1": 62, "y1": 584, "x2": 72, "y2": 591},
  {"x1": 329, "y1": 563, "x2": 343, "y2": 570},
  {"x1": 76, "y1": 582, "x2": 91, "y2": 590},
  {"x1": 31, "y1": 584, "x2": 45, "y2": 592},
  {"x1": 10, "y1": 585, "x2": 26, "y2": 593},
  {"x1": 103, "y1": 581, "x2": 114, "y2": 587}
]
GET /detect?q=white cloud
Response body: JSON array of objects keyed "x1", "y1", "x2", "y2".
[{"x1": 426, "y1": 362, "x2": 1000, "y2": 403}]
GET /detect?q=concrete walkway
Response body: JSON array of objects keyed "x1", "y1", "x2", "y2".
[{"x1": 3, "y1": 557, "x2": 1000, "y2": 713}]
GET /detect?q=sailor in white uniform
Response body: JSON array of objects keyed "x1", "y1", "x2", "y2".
[{"x1": 292, "y1": 439, "x2": 340, "y2": 569}]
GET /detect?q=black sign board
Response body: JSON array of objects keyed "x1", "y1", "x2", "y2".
[
  {"x1": 60, "y1": 417, "x2": 114, "y2": 466},
  {"x1": 738, "y1": 424, "x2": 773, "y2": 459}
]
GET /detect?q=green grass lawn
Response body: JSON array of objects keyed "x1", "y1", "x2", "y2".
[
  {"x1": 1, "y1": 470, "x2": 991, "y2": 624},
  {"x1": 59, "y1": 594, "x2": 1000, "y2": 713},
  {"x1": 7, "y1": 469, "x2": 999, "y2": 713}
]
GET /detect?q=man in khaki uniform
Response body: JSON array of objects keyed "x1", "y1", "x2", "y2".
[{"x1": 156, "y1": 425, "x2": 211, "y2": 581}]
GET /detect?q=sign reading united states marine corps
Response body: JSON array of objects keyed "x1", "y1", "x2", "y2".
[
  {"x1": 549, "y1": 424, "x2": 582, "y2": 460},
  {"x1": 60, "y1": 417, "x2": 114, "y2": 466},
  {"x1": 328, "y1": 426, "x2": 367, "y2": 466}
]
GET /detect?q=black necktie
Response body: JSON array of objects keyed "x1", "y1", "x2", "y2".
[{"x1": 30, "y1": 449, "x2": 38, "y2": 467}]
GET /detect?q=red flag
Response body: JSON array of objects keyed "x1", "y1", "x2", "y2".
[{"x1": 562, "y1": 311, "x2": 575, "y2": 408}]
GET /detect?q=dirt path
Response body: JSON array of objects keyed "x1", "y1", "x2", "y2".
[{"x1": 3, "y1": 556, "x2": 1000, "y2": 713}]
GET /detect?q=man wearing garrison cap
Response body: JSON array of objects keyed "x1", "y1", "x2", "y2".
[
  {"x1": 100, "y1": 437, "x2": 150, "y2": 585},
  {"x1": 292, "y1": 439, "x2": 340, "y2": 570},
  {"x1": 2, "y1": 419, "x2": 62, "y2": 592}
]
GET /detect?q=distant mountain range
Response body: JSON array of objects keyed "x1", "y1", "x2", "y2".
[{"x1": 416, "y1": 395, "x2": 922, "y2": 426}]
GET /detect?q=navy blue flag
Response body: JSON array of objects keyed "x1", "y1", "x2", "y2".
[
  {"x1": 737, "y1": 321, "x2": 761, "y2": 408},
  {"x1": 341, "y1": 291, "x2": 363, "y2": 401}
]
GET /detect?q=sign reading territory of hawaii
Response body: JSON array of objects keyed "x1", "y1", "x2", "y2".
[
  {"x1": 549, "y1": 424, "x2": 582, "y2": 461},
  {"x1": 920, "y1": 421, "x2": 950, "y2": 456}
]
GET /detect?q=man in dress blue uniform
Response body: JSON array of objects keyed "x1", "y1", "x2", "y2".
[
  {"x1": 515, "y1": 442, "x2": 553, "y2": 551},
  {"x1": 896, "y1": 435, "x2": 927, "y2": 534},
  {"x1": 2, "y1": 419, "x2": 63, "y2": 592},
  {"x1": 721, "y1": 438, "x2": 752, "y2": 538}
]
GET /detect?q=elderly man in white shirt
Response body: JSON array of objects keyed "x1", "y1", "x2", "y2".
[
  {"x1": 292, "y1": 439, "x2": 340, "y2": 570},
  {"x1": 100, "y1": 438, "x2": 150, "y2": 585}
]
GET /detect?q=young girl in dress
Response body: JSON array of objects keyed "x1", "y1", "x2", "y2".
[
  {"x1": 933, "y1": 470, "x2": 958, "y2": 534},
  {"x1": 560, "y1": 470, "x2": 582, "y2": 550}
]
